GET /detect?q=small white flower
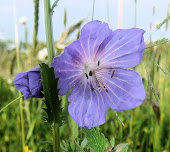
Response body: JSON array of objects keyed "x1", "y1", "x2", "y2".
[
  {"x1": 19, "y1": 17, "x2": 28, "y2": 25},
  {"x1": 37, "y1": 48, "x2": 48, "y2": 61}
]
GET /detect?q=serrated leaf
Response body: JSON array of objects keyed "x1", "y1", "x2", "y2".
[
  {"x1": 83, "y1": 127, "x2": 107, "y2": 152},
  {"x1": 115, "y1": 142, "x2": 132, "y2": 152},
  {"x1": 40, "y1": 63, "x2": 62, "y2": 125}
]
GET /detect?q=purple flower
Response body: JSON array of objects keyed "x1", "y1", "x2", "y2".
[
  {"x1": 14, "y1": 67, "x2": 43, "y2": 99},
  {"x1": 51, "y1": 20, "x2": 146, "y2": 128}
]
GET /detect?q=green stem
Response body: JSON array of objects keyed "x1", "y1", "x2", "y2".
[
  {"x1": 92, "y1": 0, "x2": 95, "y2": 21},
  {"x1": 72, "y1": 120, "x2": 78, "y2": 151},
  {"x1": 73, "y1": 120, "x2": 78, "y2": 140},
  {"x1": 19, "y1": 92, "x2": 25, "y2": 152},
  {"x1": 24, "y1": 24, "x2": 28, "y2": 49},
  {"x1": 107, "y1": 0, "x2": 110, "y2": 24},
  {"x1": 13, "y1": 0, "x2": 21, "y2": 71},
  {"x1": 0, "y1": 95, "x2": 23, "y2": 113},
  {"x1": 134, "y1": 0, "x2": 137, "y2": 27},
  {"x1": 52, "y1": 123, "x2": 60, "y2": 152},
  {"x1": 13, "y1": 1, "x2": 25, "y2": 151},
  {"x1": 44, "y1": 1, "x2": 59, "y2": 151},
  {"x1": 44, "y1": 0, "x2": 55, "y2": 64},
  {"x1": 129, "y1": 110, "x2": 134, "y2": 138}
]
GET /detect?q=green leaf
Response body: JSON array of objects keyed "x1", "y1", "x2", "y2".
[
  {"x1": 115, "y1": 142, "x2": 132, "y2": 152},
  {"x1": 51, "y1": 0, "x2": 59, "y2": 13},
  {"x1": 40, "y1": 63, "x2": 62, "y2": 125},
  {"x1": 60, "y1": 140, "x2": 72, "y2": 151},
  {"x1": 110, "y1": 137, "x2": 115, "y2": 148},
  {"x1": 75, "y1": 141, "x2": 85, "y2": 152},
  {"x1": 83, "y1": 127, "x2": 107, "y2": 152},
  {"x1": 81, "y1": 138, "x2": 88, "y2": 149}
]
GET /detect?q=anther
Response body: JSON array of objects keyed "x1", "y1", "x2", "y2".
[
  {"x1": 111, "y1": 70, "x2": 115, "y2": 78},
  {"x1": 97, "y1": 60, "x2": 100, "y2": 66},
  {"x1": 89, "y1": 71, "x2": 93, "y2": 76},
  {"x1": 105, "y1": 89, "x2": 108, "y2": 93},
  {"x1": 85, "y1": 73, "x2": 88, "y2": 79},
  {"x1": 90, "y1": 84, "x2": 94, "y2": 91}
]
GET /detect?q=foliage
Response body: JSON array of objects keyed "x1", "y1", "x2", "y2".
[
  {"x1": 83, "y1": 127, "x2": 107, "y2": 152},
  {"x1": 40, "y1": 63, "x2": 62, "y2": 125}
]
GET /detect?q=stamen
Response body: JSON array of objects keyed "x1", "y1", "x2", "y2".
[
  {"x1": 111, "y1": 70, "x2": 115, "y2": 78},
  {"x1": 90, "y1": 84, "x2": 94, "y2": 91},
  {"x1": 85, "y1": 73, "x2": 88, "y2": 79},
  {"x1": 104, "y1": 86, "x2": 108, "y2": 92},
  {"x1": 97, "y1": 60, "x2": 100, "y2": 66},
  {"x1": 89, "y1": 71, "x2": 93, "y2": 76}
]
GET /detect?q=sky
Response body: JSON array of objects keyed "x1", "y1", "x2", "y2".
[{"x1": 0, "y1": 0, "x2": 170, "y2": 42}]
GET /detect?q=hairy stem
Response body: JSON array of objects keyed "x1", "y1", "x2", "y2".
[
  {"x1": 44, "y1": 1, "x2": 59, "y2": 151},
  {"x1": 52, "y1": 123, "x2": 60, "y2": 152},
  {"x1": 44, "y1": 0, "x2": 55, "y2": 64}
]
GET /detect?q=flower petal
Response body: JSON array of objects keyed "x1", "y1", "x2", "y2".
[
  {"x1": 68, "y1": 81, "x2": 108, "y2": 129},
  {"x1": 79, "y1": 20, "x2": 112, "y2": 58},
  {"x1": 51, "y1": 42, "x2": 84, "y2": 95},
  {"x1": 80, "y1": 20, "x2": 111, "y2": 38},
  {"x1": 99, "y1": 69, "x2": 145, "y2": 111},
  {"x1": 97, "y1": 28, "x2": 145, "y2": 68},
  {"x1": 14, "y1": 67, "x2": 43, "y2": 99}
]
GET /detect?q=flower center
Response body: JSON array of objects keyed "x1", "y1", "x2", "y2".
[{"x1": 83, "y1": 60, "x2": 109, "y2": 93}]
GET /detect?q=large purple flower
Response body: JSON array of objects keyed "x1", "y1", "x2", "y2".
[
  {"x1": 14, "y1": 67, "x2": 43, "y2": 99},
  {"x1": 51, "y1": 20, "x2": 146, "y2": 128}
]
